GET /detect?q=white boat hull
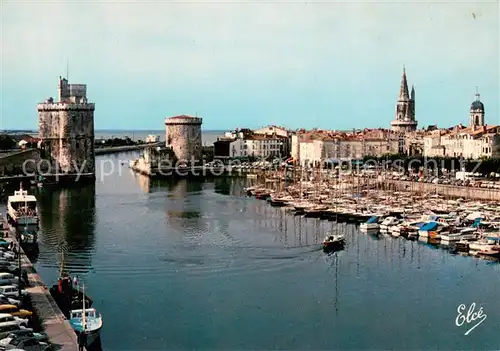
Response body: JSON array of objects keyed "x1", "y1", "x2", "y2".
[
  {"x1": 440, "y1": 233, "x2": 476, "y2": 242},
  {"x1": 469, "y1": 242, "x2": 493, "y2": 251},
  {"x1": 360, "y1": 223, "x2": 379, "y2": 231},
  {"x1": 418, "y1": 230, "x2": 429, "y2": 238},
  {"x1": 389, "y1": 226, "x2": 401, "y2": 237}
]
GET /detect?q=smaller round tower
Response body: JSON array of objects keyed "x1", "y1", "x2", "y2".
[
  {"x1": 165, "y1": 115, "x2": 203, "y2": 163},
  {"x1": 469, "y1": 88, "x2": 485, "y2": 128}
]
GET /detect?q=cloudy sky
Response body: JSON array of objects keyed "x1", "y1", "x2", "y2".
[{"x1": 1, "y1": 0, "x2": 498, "y2": 130}]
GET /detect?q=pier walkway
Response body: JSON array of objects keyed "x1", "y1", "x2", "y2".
[{"x1": 4, "y1": 223, "x2": 83, "y2": 350}]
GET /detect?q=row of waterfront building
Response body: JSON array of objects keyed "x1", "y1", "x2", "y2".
[{"x1": 213, "y1": 68, "x2": 498, "y2": 164}]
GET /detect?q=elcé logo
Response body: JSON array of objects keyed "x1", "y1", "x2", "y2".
[{"x1": 455, "y1": 303, "x2": 487, "y2": 336}]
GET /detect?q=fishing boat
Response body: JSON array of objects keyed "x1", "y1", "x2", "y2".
[
  {"x1": 6, "y1": 186, "x2": 38, "y2": 226},
  {"x1": 49, "y1": 254, "x2": 93, "y2": 317},
  {"x1": 323, "y1": 233, "x2": 345, "y2": 251},
  {"x1": 69, "y1": 285, "x2": 103, "y2": 347}
]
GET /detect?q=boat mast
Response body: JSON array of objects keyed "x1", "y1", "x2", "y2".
[
  {"x1": 24, "y1": 194, "x2": 27, "y2": 225},
  {"x1": 59, "y1": 252, "x2": 64, "y2": 276},
  {"x1": 82, "y1": 284, "x2": 86, "y2": 333}
]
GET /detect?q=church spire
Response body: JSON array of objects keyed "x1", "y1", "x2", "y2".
[{"x1": 399, "y1": 65, "x2": 409, "y2": 100}]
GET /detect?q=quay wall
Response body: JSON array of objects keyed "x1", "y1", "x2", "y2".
[
  {"x1": 5, "y1": 224, "x2": 83, "y2": 350},
  {"x1": 383, "y1": 179, "x2": 500, "y2": 201}
]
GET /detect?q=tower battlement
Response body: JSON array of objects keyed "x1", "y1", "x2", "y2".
[{"x1": 36, "y1": 103, "x2": 95, "y2": 111}]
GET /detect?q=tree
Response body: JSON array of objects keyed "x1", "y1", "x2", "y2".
[{"x1": 0, "y1": 135, "x2": 16, "y2": 150}]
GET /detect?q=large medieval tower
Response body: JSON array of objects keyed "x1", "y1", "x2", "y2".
[
  {"x1": 37, "y1": 77, "x2": 95, "y2": 176},
  {"x1": 391, "y1": 67, "x2": 418, "y2": 133}
]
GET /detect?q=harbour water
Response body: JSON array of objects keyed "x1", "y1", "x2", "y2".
[{"x1": 29, "y1": 152, "x2": 498, "y2": 350}]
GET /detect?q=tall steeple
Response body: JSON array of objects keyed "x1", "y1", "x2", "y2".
[{"x1": 399, "y1": 65, "x2": 409, "y2": 100}]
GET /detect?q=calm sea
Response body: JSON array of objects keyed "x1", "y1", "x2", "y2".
[{"x1": 18, "y1": 151, "x2": 500, "y2": 350}]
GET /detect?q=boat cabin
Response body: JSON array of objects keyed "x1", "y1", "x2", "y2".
[
  {"x1": 8, "y1": 191, "x2": 37, "y2": 211},
  {"x1": 70, "y1": 308, "x2": 97, "y2": 320}
]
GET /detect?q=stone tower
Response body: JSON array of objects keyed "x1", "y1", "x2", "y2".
[
  {"x1": 391, "y1": 66, "x2": 418, "y2": 133},
  {"x1": 37, "y1": 77, "x2": 95, "y2": 176},
  {"x1": 165, "y1": 115, "x2": 203, "y2": 163},
  {"x1": 469, "y1": 88, "x2": 485, "y2": 128}
]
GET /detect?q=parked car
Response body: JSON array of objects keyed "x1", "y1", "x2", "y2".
[
  {"x1": 0, "y1": 314, "x2": 29, "y2": 328},
  {"x1": 0, "y1": 296, "x2": 21, "y2": 308},
  {"x1": 0, "y1": 275, "x2": 16, "y2": 287},
  {"x1": 0, "y1": 330, "x2": 49, "y2": 346},
  {"x1": 0, "y1": 287, "x2": 26, "y2": 300},
  {"x1": 3, "y1": 336, "x2": 52, "y2": 350},
  {"x1": 0, "y1": 324, "x2": 29, "y2": 340}
]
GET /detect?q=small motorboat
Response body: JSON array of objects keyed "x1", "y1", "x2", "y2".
[{"x1": 323, "y1": 234, "x2": 345, "y2": 251}]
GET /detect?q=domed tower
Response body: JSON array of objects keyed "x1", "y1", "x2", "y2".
[{"x1": 469, "y1": 88, "x2": 485, "y2": 128}]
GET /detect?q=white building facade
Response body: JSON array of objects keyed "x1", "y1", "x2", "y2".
[{"x1": 422, "y1": 91, "x2": 500, "y2": 159}]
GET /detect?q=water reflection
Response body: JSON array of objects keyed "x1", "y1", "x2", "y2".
[{"x1": 37, "y1": 184, "x2": 96, "y2": 273}]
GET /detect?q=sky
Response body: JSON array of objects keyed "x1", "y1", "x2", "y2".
[{"x1": 1, "y1": 0, "x2": 498, "y2": 131}]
